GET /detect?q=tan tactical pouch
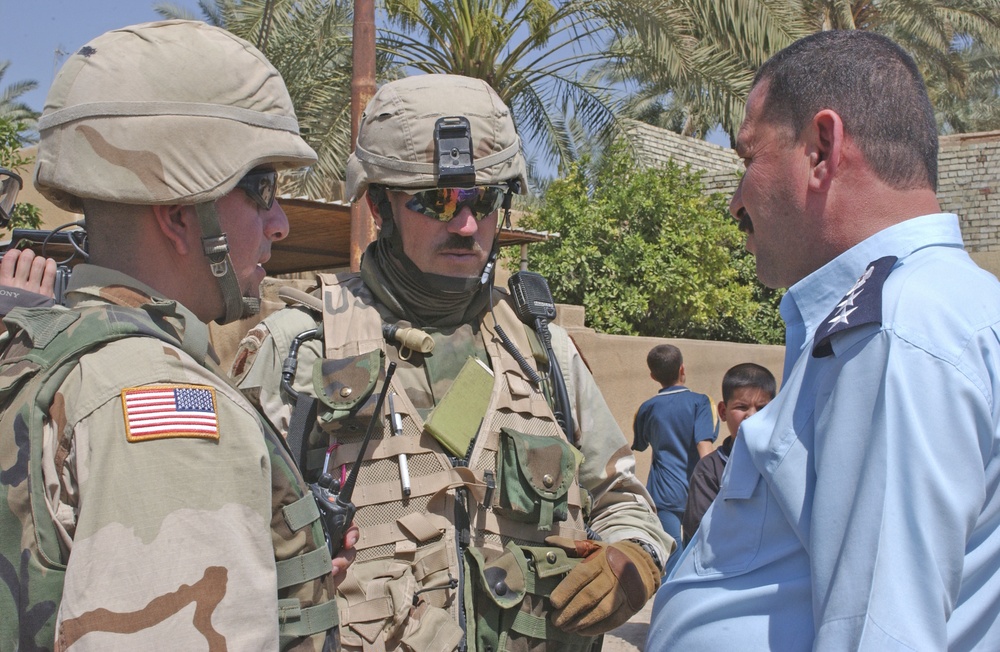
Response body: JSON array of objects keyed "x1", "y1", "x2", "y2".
[
  {"x1": 466, "y1": 543, "x2": 596, "y2": 652},
  {"x1": 337, "y1": 533, "x2": 464, "y2": 652}
]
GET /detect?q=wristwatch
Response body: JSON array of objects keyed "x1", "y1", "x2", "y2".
[{"x1": 629, "y1": 538, "x2": 663, "y2": 573}]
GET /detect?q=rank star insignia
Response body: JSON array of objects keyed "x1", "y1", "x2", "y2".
[
  {"x1": 837, "y1": 288, "x2": 863, "y2": 309},
  {"x1": 828, "y1": 304, "x2": 858, "y2": 327},
  {"x1": 813, "y1": 255, "x2": 898, "y2": 358}
]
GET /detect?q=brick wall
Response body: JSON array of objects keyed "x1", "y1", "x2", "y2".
[
  {"x1": 626, "y1": 121, "x2": 741, "y2": 197},
  {"x1": 938, "y1": 131, "x2": 1000, "y2": 251},
  {"x1": 629, "y1": 122, "x2": 1000, "y2": 254}
]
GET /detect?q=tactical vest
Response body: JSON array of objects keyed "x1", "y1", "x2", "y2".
[
  {"x1": 293, "y1": 272, "x2": 597, "y2": 652},
  {"x1": 0, "y1": 303, "x2": 339, "y2": 651}
]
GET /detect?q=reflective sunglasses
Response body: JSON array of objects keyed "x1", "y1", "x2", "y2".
[
  {"x1": 400, "y1": 185, "x2": 506, "y2": 222},
  {"x1": 235, "y1": 168, "x2": 278, "y2": 210},
  {"x1": 0, "y1": 167, "x2": 23, "y2": 226}
]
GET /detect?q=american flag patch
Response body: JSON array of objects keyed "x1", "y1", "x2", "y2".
[{"x1": 122, "y1": 385, "x2": 220, "y2": 442}]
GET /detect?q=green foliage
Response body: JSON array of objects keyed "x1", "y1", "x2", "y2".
[
  {"x1": 0, "y1": 118, "x2": 40, "y2": 232},
  {"x1": 0, "y1": 61, "x2": 39, "y2": 138},
  {"x1": 515, "y1": 143, "x2": 783, "y2": 343},
  {"x1": 379, "y1": 0, "x2": 629, "y2": 178}
]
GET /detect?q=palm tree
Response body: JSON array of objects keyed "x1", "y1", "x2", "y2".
[
  {"x1": 155, "y1": 0, "x2": 357, "y2": 200},
  {"x1": 379, "y1": 0, "x2": 794, "y2": 177},
  {"x1": 929, "y1": 43, "x2": 1000, "y2": 134},
  {"x1": 379, "y1": 0, "x2": 647, "y2": 177},
  {"x1": 802, "y1": 0, "x2": 1000, "y2": 135},
  {"x1": 624, "y1": 0, "x2": 1000, "y2": 140},
  {"x1": 616, "y1": 0, "x2": 811, "y2": 138},
  {"x1": 0, "y1": 61, "x2": 40, "y2": 137}
]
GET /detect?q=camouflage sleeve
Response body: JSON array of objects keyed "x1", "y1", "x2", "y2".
[
  {"x1": 46, "y1": 336, "x2": 280, "y2": 650},
  {"x1": 229, "y1": 305, "x2": 322, "y2": 438},
  {"x1": 553, "y1": 326, "x2": 675, "y2": 564}
]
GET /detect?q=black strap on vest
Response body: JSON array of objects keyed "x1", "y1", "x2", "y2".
[{"x1": 281, "y1": 328, "x2": 322, "y2": 479}]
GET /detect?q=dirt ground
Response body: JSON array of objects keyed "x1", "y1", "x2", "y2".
[{"x1": 601, "y1": 599, "x2": 653, "y2": 652}]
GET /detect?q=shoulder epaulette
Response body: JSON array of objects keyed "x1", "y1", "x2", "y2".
[{"x1": 813, "y1": 255, "x2": 897, "y2": 358}]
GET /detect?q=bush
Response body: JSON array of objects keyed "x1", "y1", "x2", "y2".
[
  {"x1": 513, "y1": 143, "x2": 783, "y2": 344},
  {"x1": 0, "y1": 118, "x2": 41, "y2": 232}
]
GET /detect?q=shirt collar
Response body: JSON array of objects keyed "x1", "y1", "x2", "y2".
[
  {"x1": 62, "y1": 264, "x2": 215, "y2": 366},
  {"x1": 780, "y1": 213, "x2": 963, "y2": 362}
]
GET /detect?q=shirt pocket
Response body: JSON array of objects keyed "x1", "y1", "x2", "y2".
[{"x1": 692, "y1": 436, "x2": 767, "y2": 575}]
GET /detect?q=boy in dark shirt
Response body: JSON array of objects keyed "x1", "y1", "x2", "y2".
[{"x1": 681, "y1": 363, "x2": 776, "y2": 544}]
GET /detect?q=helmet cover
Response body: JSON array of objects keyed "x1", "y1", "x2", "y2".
[
  {"x1": 34, "y1": 20, "x2": 317, "y2": 212},
  {"x1": 346, "y1": 74, "x2": 527, "y2": 202}
]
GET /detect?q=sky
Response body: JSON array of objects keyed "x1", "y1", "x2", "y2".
[
  {"x1": 5, "y1": 0, "x2": 204, "y2": 114},
  {"x1": 3, "y1": 0, "x2": 733, "y2": 150}
]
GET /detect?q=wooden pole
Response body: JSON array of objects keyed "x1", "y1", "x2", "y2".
[{"x1": 350, "y1": 0, "x2": 377, "y2": 271}]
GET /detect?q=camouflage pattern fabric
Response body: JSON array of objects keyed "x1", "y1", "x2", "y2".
[
  {"x1": 344, "y1": 74, "x2": 527, "y2": 202},
  {"x1": 232, "y1": 272, "x2": 672, "y2": 652},
  {"x1": 0, "y1": 264, "x2": 337, "y2": 651}
]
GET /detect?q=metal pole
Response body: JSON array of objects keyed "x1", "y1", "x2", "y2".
[{"x1": 350, "y1": 0, "x2": 377, "y2": 272}]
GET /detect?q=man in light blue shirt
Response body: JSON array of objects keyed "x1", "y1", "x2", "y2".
[{"x1": 648, "y1": 30, "x2": 1000, "y2": 651}]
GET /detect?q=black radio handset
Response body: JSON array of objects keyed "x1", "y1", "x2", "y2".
[
  {"x1": 508, "y1": 271, "x2": 575, "y2": 441},
  {"x1": 312, "y1": 361, "x2": 398, "y2": 555}
]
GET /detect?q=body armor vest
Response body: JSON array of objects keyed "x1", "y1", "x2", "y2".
[
  {"x1": 300, "y1": 273, "x2": 596, "y2": 652},
  {"x1": 0, "y1": 303, "x2": 338, "y2": 651}
]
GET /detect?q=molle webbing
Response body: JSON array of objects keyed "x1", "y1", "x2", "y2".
[
  {"x1": 315, "y1": 274, "x2": 593, "y2": 651},
  {"x1": 317, "y1": 274, "x2": 589, "y2": 555}
]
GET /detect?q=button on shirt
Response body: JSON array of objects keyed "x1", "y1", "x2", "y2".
[{"x1": 648, "y1": 213, "x2": 1000, "y2": 651}]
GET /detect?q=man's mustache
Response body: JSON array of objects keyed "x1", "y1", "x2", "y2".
[
  {"x1": 437, "y1": 234, "x2": 481, "y2": 252},
  {"x1": 736, "y1": 208, "x2": 754, "y2": 234}
]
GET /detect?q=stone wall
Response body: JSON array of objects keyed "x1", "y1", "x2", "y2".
[{"x1": 629, "y1": 123, "x2": 1000, "y2": 256}]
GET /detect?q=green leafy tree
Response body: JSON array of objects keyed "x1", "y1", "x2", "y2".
[
  {"x1": 0, "y1": 118, "x2": 41, "y2": 232},
  {"x1": 515, "y1": 142, "x2": 783, "y2": 343}
]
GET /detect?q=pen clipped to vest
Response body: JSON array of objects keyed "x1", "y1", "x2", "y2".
[{"x1": 311, "y1": 361, "x2": 397, "y2": 556}]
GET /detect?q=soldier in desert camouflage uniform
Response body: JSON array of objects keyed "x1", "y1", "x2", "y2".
[
  {"x1": 232, "y1": 74, "x2": 673, "y2": 652},
  {"x1": 0, "y1": 20, "x2": 347, "y2": 651}
]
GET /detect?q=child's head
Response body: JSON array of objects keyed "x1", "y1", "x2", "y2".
[
  {"x1": 647, "y1": 344, "x2": 684, "y2": 387},
  {"x1": 719, "y1": 363, "x2": 777, "y2": 438}
]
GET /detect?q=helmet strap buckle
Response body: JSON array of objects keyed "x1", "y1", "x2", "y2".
[{"x1": 195, "y1": 202, "x2": 251, "y2": 324}]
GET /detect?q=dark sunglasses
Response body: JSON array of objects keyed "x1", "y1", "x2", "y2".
[
  {"x1": 235, "y1": 169, "x2": 278, "y2": 210},
  {"x1": 400, "y1": 185, "x2": 506, "y2": 222}
]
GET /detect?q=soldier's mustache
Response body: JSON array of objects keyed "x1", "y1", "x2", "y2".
[
  {"x1": 438, "y1": 235, "x2": 481, "y2": 252},
  {"x1": 737, "y1": 208, "x2": 754, "y2": 234}
]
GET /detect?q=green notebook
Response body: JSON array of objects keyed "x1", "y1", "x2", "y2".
[{"x1": 425, "y1": 356, "x2": 495, "y2": 458}]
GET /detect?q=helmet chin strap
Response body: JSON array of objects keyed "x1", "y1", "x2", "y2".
[{"x1": 194, "y1": 202, "x2": 260, "y2": 324}]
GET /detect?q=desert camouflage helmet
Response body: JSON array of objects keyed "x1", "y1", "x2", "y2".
[
  {"x1": 346, "y1": 74, "x2": 527, "y2": 202},
  {"x1": 34, "y1": 20, "x2": 317, "y2": 213}
]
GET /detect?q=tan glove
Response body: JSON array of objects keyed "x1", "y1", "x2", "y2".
[{"x1": 547, "y1": 537, "x2": 661, "y2": 636}]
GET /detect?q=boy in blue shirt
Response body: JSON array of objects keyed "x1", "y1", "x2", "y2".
[{"x1": 632, "y1": 344, "x2": 715, "y2": 561}]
